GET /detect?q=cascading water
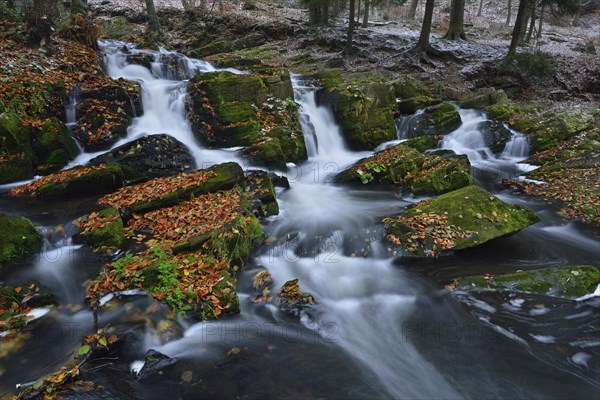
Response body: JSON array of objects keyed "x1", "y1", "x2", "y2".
[{"x1": 68, "y1": 40, "x2": 245, "y2": 168}]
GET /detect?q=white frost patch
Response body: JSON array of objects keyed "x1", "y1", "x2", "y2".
[
  {"x1": 530, "y1": 334, "x2": 556, "y2": 344},
  {"x1": 571, "y1": 352, "x2": 592, "y2": 367}
]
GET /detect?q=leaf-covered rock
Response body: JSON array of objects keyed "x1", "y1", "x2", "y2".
[
  {"x1": 244, "y1": 170, "x2": 279, "y2": 217},
  {"x1": 383, "y1": 185, "x2": 540, "y2": 256},
  {"x1": 74, "y1": 208, "x2": 125, "y2": 249},
  {"x1": 277, "y1": 279, "x2": 315, "y2": 318}
]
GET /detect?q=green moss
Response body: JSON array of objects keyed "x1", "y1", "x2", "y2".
[
  {"x1": 35, "y1": 117, "x2": 79, "y2": 161},
  {"x1": 190, "y1": 39, "x2": 234, "y2": 58},
  {"x1": 403, "y1": 136, "x2": 441, "y2": 153},
  {"x1": 457, "y1": 265, "x2": 600, "y2": 298},
  {"x1": 76, "y1": 208, "x2": 124, "y2": 249},
  {"x1": 0, "y1": 156, "x2": 34, "y2": 184},
  {"x1": 392, "y1": 78, "x2": 431, "y2": 99},
  {"x1": 461, "y1": 88, "x2": 508, "y2": 109},
  {"x1": 39, "y1": 164, "x2": 124, "y2": 199},
  {"x1": 407, "y1": 156, "x2": 472, "y2": 195},
  {"x1": 425, "y1": 103, "x2": 462, "y2": 135},
  {"x1": 100, "y1": 16, "x2": 143, "y2": 41},
  {"x1": 207, "y1": 214, "x2": 264, "y2": 262},
  {"x1": 0, "y1": 213, "x2": 42, "y2": 269},
  {"x1": 403, "y1": 186, "x2": 540, "y2": 249},
  {"x1": 397, "y1": 96, "x2": 441, "y2": 114}
]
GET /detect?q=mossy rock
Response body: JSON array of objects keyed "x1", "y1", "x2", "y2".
[
  {"x1": 74, "y1": 208, "x2": 124, "y2": 249},
  {"x1": 405, "y1": 103, "x2": 462, "y2": 138},
  {"x1": 0, "y1": 112, "x2": 35, "y2": 183},
  {"x1": 190, "y1": 39, "x2": 235, "y2": 58},
  {"x1": 126, "y1": 162, "x2": 244, "y2": 213},
  {"x1": 0, "y1": 213, "x2": 42, "y2": 270},
  {"x1": 455, "y1": 265, "x2": 600, "y2": 298},
  {"x1": 397, "y1": 96, "x2": 442, "y2": 114},
  {"x1": 402, "y1": 135, "x2": 442, "y2": 153},
  {"x1": 399, "y1": 185, "x2": 540, "y2": 250},
  {"x1": 99, "y1": 16, "x2": 143, "y2": 41},
  {"x1": 241, "y1": 138, "x2": 287, "y2": 170},
  {"x1": 245, "y1": 170, "x2": 279, "y2": 217},
  {"x1": 336, "y1": 143, "x2": 472, "y2": 195},
  {"x1": 38, "y1": 164, "x2": 124, "y2": 199},
  {"x1": 392, "y1": 77, "x2": 432, "y2": 99},
  {"x1": 316, "y1": 70, "x2": 397, "y2": 150},
  {"x1": 33, "y1": 117, "x2": 79, "y2": 171},
  {"x1": 461, "y1": 88, "x2": 508, "y2": 109},
  {"x1": 0, "y1": 155, "x2": 34, "y2": 184}
]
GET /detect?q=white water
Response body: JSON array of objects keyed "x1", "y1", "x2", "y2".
[{"x1": 68, "y1": 41, "x2": 246, "y2": 169}]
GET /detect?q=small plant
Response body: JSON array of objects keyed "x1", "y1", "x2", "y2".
[{"x1": 500, "y1": 51, "x2": 559, "y2": 79}]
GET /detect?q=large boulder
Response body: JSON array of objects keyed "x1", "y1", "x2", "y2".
[
  {"x1": 0, "y1": 112, "x2": 35, "y2": 183},
  {"x1": 32, "y1": 117, "x2": 80, "y2": 174},
  {"x1": 315, "y1": 70, "x2": 397, "y2": 150},
  {"x1": 244, "y1": 170, "x2": 279, "y2": 217},
  {"x1": 74, "y1": 207, "x2": 125, "y2": 249},
  {"x1": 336, "y1": 143, "x2": 472, "y2": 195},
  {"x1": 0, "y1": 213, "x2": 42, "y2": 270},
  {"x1": 88, "y1": 134, "x2": 196, "y2": 182},
  {"x1": 383, "y1": 185, "x2": 540, "y2": 257},
  {"x1": 74, "y1": 79, "x2": 141, "y2": 151},
  {"x1": 477, "y1": 120, "x2": 514, "y2": 155},
  {"x1": 452, "y1": 265, "x2": 600, "y2": 299},
  {"x1": 405, "y1": 103, "x2": 462, "y2": 138},
  {"x1": 188, "y1": 71, "x2": 306, "y2": 169}
]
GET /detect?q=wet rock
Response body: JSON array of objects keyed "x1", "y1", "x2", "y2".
[
  {"x1": 250, "y1": 269, "x2": 273, "y2": 303},
  {"x1": 397, "y1": 96, "x2": 442, "y2": 115},
  {"x1": 88, "y1": 134, "x2": 196, "y2": 182},
  {"x1": 74, "y1": 207, "x2": 125, "y2": 249},
  {"x1": 0, "y1": 112, "x2": 35, "y2": 183},
  {"x1": 452, "y1": 265, "x2": 600, "y2": 299},
  {"x1": 316, "y1": 70, "x2": 397, "y2": 150},
  {"x1": 188, "y1": 71, "x2": 306, "y2": 167},
  {"x1": 137, "y1": 350, "x2": 178, "y2": 382},
  {"x1": 74, "y1": 79, "x2": 141, "y2": 151},
  {"x1": 336, "y1": 143, "x2": 471, "y2": 195},
  {"x1": 244, "y1": 170, "x2": 279, "y2": 217},
  {"x1": 405, "y1": 103, "x2": 462, "y2": 138},
  {"x1": 277, "y1": 279, "x2": 315, "y2": 318},
  {"x1": 99, "y1": 162, "x2": 244, "y2": 214},
  {"x1": 477, "y1": 120, "x2": 513, "y2": 154},
  {"x1": 383, "y1": 185, "x2": 540, "y2": 257},
  {"x1": 402, "y1": 135, "x2": 443, "y2": 153},
  {"x1": 461, "y1": 88, "x2": 508, "y2": 109},
  {"x1": 0, "y1": 281, "x2": 55, "y2": 334},
  {"x1": 8, "y1": 164, "x2": 124, "y2": 200},
  {"x1": 0, "y1": 213, "x2": 42, "y2": 269},
  {"x1": 32, "y1": 117, "x2": 80, "y2": 174}
]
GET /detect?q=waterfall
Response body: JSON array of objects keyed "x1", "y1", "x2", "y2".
[
  {"x1": 68, "y1": 40, "x2": 244, "y2": 168},
  {"x1": 502, "y1": 130, "x2": 530, "y2": 160}
]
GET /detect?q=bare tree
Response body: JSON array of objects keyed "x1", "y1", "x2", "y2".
[
  {"x1": 507, "y1": 0, "x2": 530, "y2": 57},
  {"x1": 407, "y1": 0, "x2": 419, "y2": 19},
  {"x1": 415, "y1": 0, "x2": 434, "y2": 51},
  {"x1": 477, "y1": 0, "x2": 484, "y2": 16},
  {"x1": 346, "y1": 0, "x2": 356, "y2": 54},
  {"x1": 362, "y1": 0, "x2": 370, "y2": 27},
  {"x1": 145, "y1": 0, "x2": 161, "y2": 35}
]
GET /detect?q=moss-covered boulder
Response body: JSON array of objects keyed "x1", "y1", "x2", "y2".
[
  {"x1": 452, "y1": 265, "x2": 600, "y2": 298},
  {"x1": 397, "y1": 96, "x2": 442, "y2": 115},
  {"x1": 99, "y1": 162, "x2": 244, "y2": 213},
  {"x1": 75, "y1": 79, "x2": 141, "y2": 151},
  {"x1": 402, "y1": 135, "x2": 442, "y2": 153},
  {"x1": 461, "y1": 88, "x2": 508, "y2": 109},
  {"x1": 336, "y1": 143, "x2": 472, "y2": 195},
  {"x1": 0, "y1": 213, "x2": 42, "y2": 269},
  {"x1": 405, "y1": 103, "x2": 462, "y2": 138},
  {"x1": 88, "y1": 134, "x2": 196, "y2": 183},
  {"x1": 315, "y1": 70, "x2": 397, "y2": 150},
  {"x1": 383, "y1": 185, "x2": 540, "y2": 256},
  {"x1": 9, "y1": 164, "x2": 124, "y2": 199},
  {"x1": 74, "y1": 208, "x2": 124, "y2": 249},
  {"x1": 188, "y1": 71, "x2": 306, "y2": 167},
  {"x1": 32, "y1": 117, "x2": 79, "y2": 174},
  {"x1": 393, "y1": 78, "x2": 442, "y2": 114},
  {"x1": 244, "y1": 170, "x2": 279, "y2": 217},
  {"x1": 0, "y1": 112, "x2": 35, "y2": 183},
  {"x1": 477, "y1": 120, "x2": 514, "y2": 155}
]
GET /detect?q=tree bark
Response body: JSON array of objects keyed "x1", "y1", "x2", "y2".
[
  {"x1": 407, "y1": 0, "x2": 419, "y2": 19},
  {"x1": 357, "y1": 0, "x2": 362, "y2": 24},
  {"x1": 536, "y1": 3, "x2": 544, "y2": 38},
  {"x1": 517, "y1": 0, "x2": 533, "y2": 45},
  {"x1": 507, "y1": 0, "x2": 530, "y2": 58},
  {"x1": 477, "y1": 0, "x2": 484, "y2": 16},
  {"x1": 444, "y1": 0, "x2": 467, "y2": 40},
  {"x1": 525, "y1": 3, "x2": 536, "y2": 43},
  {"x1": 362, "y1": 0, "x2": 370, "y2": 27},
  {"x1": 145, "y1": 0, "x2": 161, "y2": 34},
  {"x1": 346, "y1": 0, "x2": 356, "y2": 55},
  {"x1": 506, "y1": 0, "x2": 512, "y2": 26},
  {"x1": 416, "y1": 0, "x2": 434, "y2": 51}
]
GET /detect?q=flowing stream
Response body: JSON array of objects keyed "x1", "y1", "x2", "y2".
[{"x1": 0, "y1": 42, "x2": 598, "y2": 399}]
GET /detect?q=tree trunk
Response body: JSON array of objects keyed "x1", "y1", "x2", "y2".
[
  {"x1": 416, "y1": 0, "x2": 434, "y2": 51},
  {"x1": 517, "y1": 0, "x2": 533, "y2": 45},
  {"x1": 362, "y1": 0, "x2": 370, "y2": 27},
  {"x1": 525, "y1": 3, "x2": 536, "y2": 43},
  {"x1": 357, "y1": 0, "x2": 362, "y2": 24},
  {"x1": 444, "y1": 0, "x2": 467, "y2": 40},
  {"x1": 506, "y1": 0, "x2": 512, "y2": 26},
  {"x1": 407, "y1": 0, "x2": 419, "y2": 19},
  {"x1": 346, "y1": 0, "x2": 356, "y2": 55},
  {"x1": 507, "y1": 0, "x2": 529, "y2": 58},
  {"x1": 477, "y1": 0, "x2": 484, "y2": 16},
  {"x1": 145, "y1": 0, "x2": 161, "y2": 34},
  {"x1": 536, "y1": 3, "x2": 544, "y2": 38},
  {"x1": 572, "y1": 0, "x2": 581, "y2": 26}
]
